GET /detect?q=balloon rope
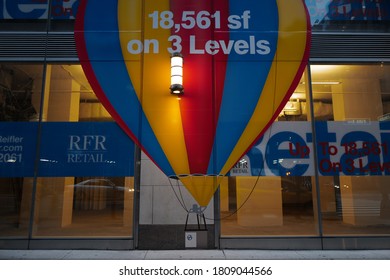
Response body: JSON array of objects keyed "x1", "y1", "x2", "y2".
[
  {"x1": 168, "y1": 177, "x2": 189, "y2": 213},
  {"x1": 177, "y1": 179, "x2": 189, "y2": 212},
  {"x1": 204, "y1": 166, "x2": 263, "y2": 221}
]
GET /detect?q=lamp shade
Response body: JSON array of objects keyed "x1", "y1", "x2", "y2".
[{"x1": 170, "y1": 53, "x2": 184, "y2": 94}]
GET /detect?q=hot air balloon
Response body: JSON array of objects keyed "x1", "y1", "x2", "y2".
[{"x1": 75, "y1": 0, "x2": 311, "y2": 207}]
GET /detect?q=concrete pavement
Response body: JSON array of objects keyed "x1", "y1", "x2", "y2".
[{"x1": 1, "y1": 249, "x2": 390, "y2": 260}]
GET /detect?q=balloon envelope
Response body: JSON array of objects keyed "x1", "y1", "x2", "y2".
[{"x1": 75, "y1": 0, "x2": 311, "y2": 206}]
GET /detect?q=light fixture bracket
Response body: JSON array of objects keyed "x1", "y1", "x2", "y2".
[{"x1": 170, "y1": 84, "x2": 184, "y2": 95}]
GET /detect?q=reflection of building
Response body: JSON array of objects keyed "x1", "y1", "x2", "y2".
[
  {"x1": 1, "y1": 2, "x2": 390, "y2": 250},
  {"x1": 0, "y1": 65, "x2": 36, "y2": 121},
  {"x1": 309, "y1": 0, "x2": 390, "y2": 31},
  {"x1": 327, "y1": 0, "x2": 364, "y2": 20}
]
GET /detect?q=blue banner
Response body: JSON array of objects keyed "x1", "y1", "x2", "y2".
[
  {"x1": 2, "y1": 121, "x2": 390, "y2": 178},
  {"x1": 0, "y1": 121, "x2": 135, "y2": 177},
  {"x1": 230, "y1": 121, "x2": 390, "y2": 177},
  {"x1": 0, "y1": 0, "x2": 79, "y2": 19},
  {"x1": 0, "y1": 122, "x2": 38, "y2": 177},
  {"x1": 38, "y1": 122, "x2": 135, "y2": 177}
]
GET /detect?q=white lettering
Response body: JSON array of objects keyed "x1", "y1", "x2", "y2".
[
  {"x1": 189, "y1": 35, "x2": 204, "y2": 54},
  {"x1": 227, "y1": 15, "x2": 241, "y2": 29},
  {"x1": 234, "y1": 40, "x2": 249, "y2": 55},
  {"x1": 256, "y1": 40, "x2": 271, "y2": 55},
  {"x1": 189, "y1": 35, "x2": 271, "y2": 56},
  {"x1": 219, "y1": 40, "x2": 234, "y2": 54},
  {"x1": 127, "y1": 39, "x2": 159, "y2": 54},
  {"x1": 241, "y1": 10, "x2": 251, "y2": 29},
  {"x1": 69, "y1": 135, "x2": 107, "y2": 151},
  {"x1": 127, "y1": 40, "x2": 143, "y2": 54},
  {"x1": 205, "y1": 40, "x2": 219, "y2": 55}
]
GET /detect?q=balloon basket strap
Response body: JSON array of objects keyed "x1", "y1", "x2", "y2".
[{"x1": 184, "y1": 213, "x2": 207, "y2": 231}]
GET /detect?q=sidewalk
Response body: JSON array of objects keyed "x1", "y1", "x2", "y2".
[{"x1": 1, "y1": 249, "x2": 390, "y2": 260}]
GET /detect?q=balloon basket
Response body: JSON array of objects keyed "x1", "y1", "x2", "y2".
[{"x1": 184, "y1": 205, "x2": 208, "y2": 249}]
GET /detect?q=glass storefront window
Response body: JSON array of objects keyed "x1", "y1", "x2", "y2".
[
  {"x1": 311, "y1": 63, "x2": 390, "y2": 235},
  {"x1": 220, "y1": 70, "x2": 320, "y2": 236},
  {"x1": 1, "y1": 63, "x2": 135, "y2": 239},
  {"x1": 0, "y1": 63, "x2": 44, "y2": 237},
  {"x1": 32, "y1": 176, "x2": 134, "y2": 237},
  {"x1": 30, "y1": 64, "x2": 135, "y2": 238}
]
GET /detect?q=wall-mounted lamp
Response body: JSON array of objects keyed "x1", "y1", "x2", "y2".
[{"x1": 170, "y1": 53, "x2": 184, "y2": 95}]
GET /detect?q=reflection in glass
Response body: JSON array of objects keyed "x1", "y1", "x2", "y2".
[
  {"x1": 0, "y1": 63, "x2": 43, "y2": 237},
  {"x1": 0, "y1": 178, "x2": 33, "y2": 237},
  {"x1": 306, "y1": 0, "x2": 390, "y2": 32},
  {"x1": 32, "y1": 176, "x2": 134, "y2": 237},
  {"x1": 221, "y1": 175, "x2": 317, "y2": 236},
  {"x1": 0, "y1": 64, "x2": 41, "y2": 122}
]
